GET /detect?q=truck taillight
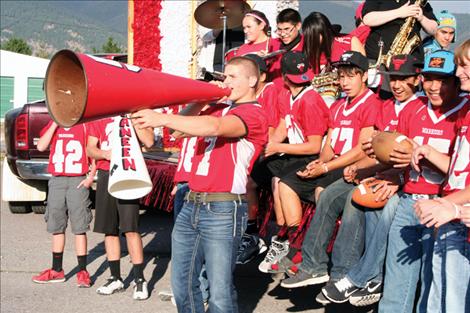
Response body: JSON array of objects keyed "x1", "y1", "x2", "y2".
[{"x1": 15, "y1": 113, "x2": 29, "y2": 150}]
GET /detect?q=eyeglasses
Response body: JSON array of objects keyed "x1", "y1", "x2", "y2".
[{"x1": 275, "y1": 26, "x2": 295, "y2": 36}]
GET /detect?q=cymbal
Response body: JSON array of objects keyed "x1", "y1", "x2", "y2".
[{"x1": 194, "y1": 0, "x2": 251, "y2": 30}]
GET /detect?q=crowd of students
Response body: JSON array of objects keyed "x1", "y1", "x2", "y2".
[{"x1": 31, "y1": 1, "x2": 469, "y2": 313}]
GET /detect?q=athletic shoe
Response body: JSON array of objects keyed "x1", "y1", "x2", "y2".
[
  {"x1": 258, "y1": 236, "x2": 289, "y2": 273},
  {"x1": 96, "y1": 276, "x2": 124, "y2": 295},
  {"x1": 76, "y1": 270, "x2": 91, "y2": 288},
  {"x1": 280, "y1": 269, "x2": 329, "y2": 288},
  {"x1": 132, "y1": 278, "x2": 149, "y2": 300},
  {"x1": 315, "y1": 290, "x2": 331, "y2": 305},
  {"x1": 322, "y1": 277, "x2": 359, "y2": 303},
  {"x1": 236, "y1": 233, "x2": 267, "y2": 265},
  {"x1": 349, "y1": 281, "x2": 382, "y2": 306},
  {"x1": 32, "y1": 268, "x2": 65, "y2": 284}
]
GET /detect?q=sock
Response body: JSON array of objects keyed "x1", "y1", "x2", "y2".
[
  {"x1": 287, "y1": 225, "x2": 299, "y2": 247},
  {"x1": 77, "y1": 255, "x2": 87, "y2": 271},
  {"x1": 276, "y1": 226, "x2": 288, "y2": 241},
  {"x1": 246, "y1": 219, "x2": 259, "y2": 235},
  {"x1": 108, "y1": 260, "x2": 121, "y2": 280},
  {"x1": 52, "y1": 252, "x2": 63, "y2": 272},
  {"x1": 133, "y1": 263, "x2": 145, "y2": 281}
]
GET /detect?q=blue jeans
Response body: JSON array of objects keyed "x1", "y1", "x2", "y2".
[
  {"x1": 427, "y1": 222, "x2": 470, "y2": 313},
  {"x1": 347, "y1": 193, "x2": 400, "y2": 288},
  {"x1": 379, "y1": 194, "x2": 434, "y2": 313},
  {"x1": 171, "y1": 199, "x2": 247, "y2": 313},
  {"x1": 173, "y1": 183, "x2": 190, "y2": 221},
  {"x1": 299, "y1": 179, "x2": 359, "y2": 276}
]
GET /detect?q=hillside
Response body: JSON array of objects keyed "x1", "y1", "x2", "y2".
[{"x1": 0, "y1": 0, "x2": 127, "y2": 56}]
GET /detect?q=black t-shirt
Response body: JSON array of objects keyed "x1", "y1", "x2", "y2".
[
  {"x1": 363, "y1": 0, "x2": 436, "y2": 60},
  {"x1": 213, "y1": 27, "x2": 245, "y2": 71}
]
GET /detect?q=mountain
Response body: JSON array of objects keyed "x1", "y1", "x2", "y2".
[
  {"x1": 0, "y1": 0, "x2": 127, "y2": 57},
  {"x1": 1, "y1": 1, "x2": 469, "y2": 58}
]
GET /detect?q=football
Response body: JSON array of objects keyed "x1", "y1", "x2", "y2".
[
  {"x1": 371, "y1": 131, "x2": 413, "y2": 165},
  {"x1": 352, "y1": 178, "x2": 388, "y2": 209}
]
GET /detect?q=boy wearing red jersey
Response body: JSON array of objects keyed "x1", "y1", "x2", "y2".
[
  {"x1": 413, "y1": 40, "x2": 470, "y2": 313},
  {"x1": 279, "y1": 51, "x2": 379, "y2": 286},
  {"x1": 32, "y1": 121, "x2": 96, "y2": 288},
  {"x1": 87, "y1": 117, "x2": 153, "y2": 300},
  {"x1": 379, "y1": 50, "x2": 468, "y2": 313},
  {"x1": 134, "y1": 56, "x2": 268, "y2": 313}
]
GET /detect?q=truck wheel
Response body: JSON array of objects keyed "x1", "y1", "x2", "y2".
[
  {"x1": 8, "y1": 202, "x2": 32, "y2": 214},
  {"x1": 32, "y1": 202, "x2": 47, "y2": 214}
]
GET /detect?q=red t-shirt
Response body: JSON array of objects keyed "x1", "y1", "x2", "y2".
[
  {"x1": 398, "y1": 97, "x2": 469, "y2": 195},
  {"x1": 237, "y1": 39, "x2": 271, "y2": 56},
  {"x1": 443, "y1": 106, "x2": 470, "y2": 195},
  {"x1": 269, "y1": 36, "x2": 304, "y2": 91},
  {"x1": 257, "y1": 82, "x2": 280, "y2": 128},
  {"x1": 329, "y1": 89, "x2": 379, "y2": 156},
  {"x1": 42, "y1": 121, "x2": 89, "y2": 176},
  {"x1": 88, "y1": 117, "x2": 115, "y2": 171},
  {"x1": 375, "y1": 94, "x2": 420, "y2": 131},
  {"x1": 349, "y1": 25, "x2": 371, "y2": 45},
  {"x1": 279, "y1": 86, "x2": 329, "y2": 143},
  {"x1": 317, "y1": 35, "x2": 354, "y2": 74},
  {"x1": 188, "y1": 102, "x2": 268, "y2": 194}
]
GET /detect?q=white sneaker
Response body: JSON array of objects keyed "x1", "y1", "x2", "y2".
[
  {"x1": 258, "y1": 236, "x2": 289, "y2": 273},
  {"x1": 96, "y1": 276, "x2": 124, "y2": 295},
  {"x1": 132, "y1": 278, "x2": 149, "y2": 300}
]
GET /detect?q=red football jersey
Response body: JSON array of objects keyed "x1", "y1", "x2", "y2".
[
  {"x1": 237, "y1": 39, "x2": 271, "y2": 56},
  {"x1": 174, "y1": 136, "x2": 198, "y2": 184},
  {"x1": 376, "y1": 94, "x2": 420, "y2": 131},
  {"x1": 349, "y1": 25, "x2": 371, "y2": 45},
  {"x1": 42, "y1": 121, "x2": 89, "y2": 176},
  {"x1": 443, "y1": 108, "x2": 470, "y2": 195},
  {"x1": 257, "y1": 82, "x2": 280, "y2": 128},
  {"x1": 188, "y1": 102, "x2": 268, "y2": 194},
  {"x1": 329, "y1": 89, "x2": 379, "y2": 156},
  {"x1": 279, "y1": 86, "x2": 329, "y2": 143},
  {"x1": 269, "y1": 37, "x2": 304, "y2": 91},
  {"x1": 399, "y1": 97, "x2": 469, "y2": 195},
  {"x1": 318, "y1": 35, "x2": 353, "y2": 74},
  {"x1": 88, "y1": 117, "x2": 114, "y2": 171}
]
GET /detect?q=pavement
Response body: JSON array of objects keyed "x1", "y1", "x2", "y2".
[{"x1": 0, "y1": 200, "x2": 377, "y2": 313}]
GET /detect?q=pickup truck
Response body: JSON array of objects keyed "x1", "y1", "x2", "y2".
[{"x1": 2, "y1": 100, "x2": 178, "y2": 214}]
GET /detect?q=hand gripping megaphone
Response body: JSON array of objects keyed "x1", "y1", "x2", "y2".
[
  {"x1": 44, "y1": 49, "x2": 230, "y2": 127},
  {"x1": 107, "y1": 115, "x2": 151, "y2": 200}
]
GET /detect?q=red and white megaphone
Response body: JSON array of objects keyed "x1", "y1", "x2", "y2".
[{"x1": 44, "y1": 49, "x2": 230, "y2": 127}]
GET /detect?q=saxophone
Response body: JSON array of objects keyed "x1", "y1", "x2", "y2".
[
  {"x1": 312, "y1": 67, "x2": 340, "y2": 101},
  {"x1": 381, "y1": 0, "x2": 424, "y2": 68}
]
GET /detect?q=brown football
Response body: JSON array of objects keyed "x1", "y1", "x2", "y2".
[
  {"x1": 371, "y1": 131, "x2": 413, "y2": 165},
  {"x1": 352, "y1": 179, "x2": 389, "y2": 209}
]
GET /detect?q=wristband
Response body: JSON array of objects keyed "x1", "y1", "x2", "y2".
[
  {"x1": 453, "y1": 202, "x2": 461, "y2": 219},
  {"x1": 322, "y1": 163, "x2": 329, "y2": 173}
]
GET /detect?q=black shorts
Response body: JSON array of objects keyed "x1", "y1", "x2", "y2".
[
  {"x1": 280, "y1": 167, "x2": 345, "y2": 202},
  {"x1": 93, "y1": 170, "x2": 140, "y2": 235},
  {"x1": 250, "y1": 154, "x2": 319, "y2": 189}
]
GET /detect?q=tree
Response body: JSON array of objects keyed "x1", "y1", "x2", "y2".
[
  {"x1": 101, "y1": 37, "x2": 122, "y2": 53},
  {"x1": 1, "y1": 37, "x2": 32, "y2": 55}
]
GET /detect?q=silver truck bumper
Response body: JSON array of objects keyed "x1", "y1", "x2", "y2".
[{"x1": 16, "y1": 159, "x2": 51, "y2": 180}]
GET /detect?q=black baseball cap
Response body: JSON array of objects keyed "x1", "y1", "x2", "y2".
[
  {"x1": 332, "y1": 51, "x2": 369, "y2": 72},
  {"x1": 281, "y1": 51, "x2": 314, "y2": 84},
  {"x1": 380, "y1": 54, "x2": 422, "y2": 76},
  {"x1": 244, "y1": 53, "x2": 267, "y2": 73}
]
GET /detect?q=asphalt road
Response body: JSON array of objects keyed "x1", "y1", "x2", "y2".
[{"x1": 0, "y1": 201, "x2": 376, "y2": 313}]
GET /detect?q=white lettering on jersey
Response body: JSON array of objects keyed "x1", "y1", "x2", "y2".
[
  {"x1": 52, "y1": 139, "x2": 83, "y2": 174},
  {"x1": 410, "y1": 136, "x2": 451, "y2": 184},
  {"x1": 330, "y1": 127, "x2": 354, "y2": 155},
  {"x1": 195, "y1": 137, "x2": 217, "y2": 176},
  {"x1": 447, "y1": 134, "x2": 470, "y2": 190}
]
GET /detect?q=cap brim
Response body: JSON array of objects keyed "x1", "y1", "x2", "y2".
[
  {"x1": 422, "y1": 70, "x2": 454, "y2": 76},
  {"x1": 379, "y1": 70, "x2": 420, "y2": 76},
  {"x1": 286, "y1": 69, "x2": 314, "y2": 84}
]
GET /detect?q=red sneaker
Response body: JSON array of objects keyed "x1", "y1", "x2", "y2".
[
  {"x1": 32, "y1": 269, "x2": 65, "y2": 284},
  {"x1": 77, "y1": 270, "x2": 91, "y2": 288}
]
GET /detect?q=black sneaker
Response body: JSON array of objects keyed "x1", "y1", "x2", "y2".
[
  {"x1": 322, "y1": 277, "x2": 360, "y2": 303},
  {"x1": 349, "y1": 281, "x2": 382, "y2": 306},
  {"x1": 315, "y1": 290, "x2": 330, "y2": 305},
  {"x1": 236, "y1": 233, "x2": 267, "y2": 265}
]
